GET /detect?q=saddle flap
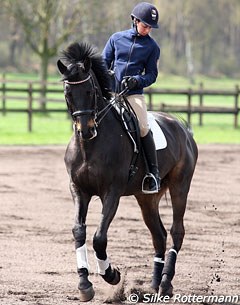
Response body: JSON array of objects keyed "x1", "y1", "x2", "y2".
[{"x1": 147, "y1": 112, "x2": 167, "y2": 150}]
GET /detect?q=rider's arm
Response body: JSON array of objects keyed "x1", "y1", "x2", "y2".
[
  {"x1": 102, "y1": 36, "x2": 115, "y2": 70},
  {"x1": 134, "y1": 46, "x2": 160, "y2": 89}
]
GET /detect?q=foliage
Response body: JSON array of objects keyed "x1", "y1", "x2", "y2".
[
  {"x1": 2, "y1": 0, "x2": 86, "y2": 87},
  {"x1": 0, "y1": 0, "x2": 240, "y2": 80}
]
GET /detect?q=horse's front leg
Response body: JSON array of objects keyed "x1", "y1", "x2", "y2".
[
  {"x1": 70, "y1": 181, "x2": 94, "y2": 301},
  {"x1": 93, "y1": 193, "x2": 121, "y2": 285}
]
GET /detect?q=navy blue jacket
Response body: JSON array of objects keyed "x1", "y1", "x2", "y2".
[{"x1": 102, "y1": 28, "x2": 160, "y2": 95}]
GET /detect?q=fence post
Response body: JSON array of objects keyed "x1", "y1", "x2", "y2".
[
  {"x1": 199, "y1": 82, "x2": 203, "y2": 126},
  {"x1": 187, "y1": 88, "x2": 192, "y2": 125},
  {"x1": 28, "y1": 82, "x2": 33, "y2": 132},
  {"x1": 148, "y1": 88, "x2": 153, "y2": 110},
  {"x1": 234, "y1": 85, "x2": 239, "y2": 128},
  {"x1": 2, "y1": 73, "x2": 6, "y2": 116}
]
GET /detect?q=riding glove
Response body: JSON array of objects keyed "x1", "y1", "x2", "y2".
[{"x1": 122, "y1": 76, "x2": 138, "y2": 90}]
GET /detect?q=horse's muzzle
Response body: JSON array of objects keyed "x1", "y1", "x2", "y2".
[{"x1": 74, "y1": 116, "x2": 97, "y2": 141}]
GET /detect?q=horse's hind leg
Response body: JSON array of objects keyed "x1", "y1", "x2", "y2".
[
  {"x1": 70, "y1": 181, "x2": 94, "y2": 301},
  {"x1": 136, "y1": 193, "x2": 167, "y2": 292},
  {"x1": 160, "y1": 178, "x2": 191, "y2": 297}
]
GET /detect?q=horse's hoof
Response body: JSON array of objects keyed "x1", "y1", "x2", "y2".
[
  {"x1": 159, "y1": 274, "x2": 173, "y2": 297},
  {"x1": 109, "y1": 268, "x2": 121, "y2": 285},
  {"x1": 159, "y1": 285, "x2": 173, "y2": 298},
  {"x1": 78, "y1": 285, "x2": 95, "y2": 302},
  {"x1": 102, "y1": 267, "x2": 121, "y2": 285}
]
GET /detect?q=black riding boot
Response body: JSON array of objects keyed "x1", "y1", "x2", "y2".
[{"x1": 141, "y1": 131, "x2": 161, "y2": 193}]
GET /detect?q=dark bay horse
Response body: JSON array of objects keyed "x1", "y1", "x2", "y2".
[{"x1": 57, "y1": 42, "x2": 198, "y2": 302}]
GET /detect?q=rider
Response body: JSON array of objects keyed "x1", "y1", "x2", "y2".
[{"x1": 102, "y1": 2, "x2": 161, "y2": 193}]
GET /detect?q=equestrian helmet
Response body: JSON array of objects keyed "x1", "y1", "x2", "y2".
[{"x1": 131, "y1": 2, "x2": 159, "y2": 29}]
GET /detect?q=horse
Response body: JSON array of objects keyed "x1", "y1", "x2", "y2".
[{"x1": 57, "y1": 42, "x2": 198, "y2": 302}]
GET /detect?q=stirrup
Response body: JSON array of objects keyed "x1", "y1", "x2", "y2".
[{"x1": 142, "y1": 173, "x2": 159, "y2": 194}]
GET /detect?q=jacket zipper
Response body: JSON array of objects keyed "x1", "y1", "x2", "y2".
[{"x1": 124, "y1": 36, "x2": 137, "y2": 77}]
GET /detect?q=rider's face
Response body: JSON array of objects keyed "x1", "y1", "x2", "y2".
[{"x1": 136, "y1": 21, "x2": 152, "y2": 36}]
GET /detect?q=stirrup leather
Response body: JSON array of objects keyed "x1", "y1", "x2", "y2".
[{"x1": 142, "y1": 173, "x2": 159, "y2": 194}]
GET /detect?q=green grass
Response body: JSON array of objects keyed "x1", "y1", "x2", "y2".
[
  {"x1": 156, "y1": 73, "x2": 240, "y2": 90},
  {"x1": 0, "y1": 72, "x2": 239, "y2": 145},
  {"x1": 0, "y1": 112, "x2": 72, "y2": 145},
  {"x1": 0, "y1": 109, "x2": 239, "y2": 145},
  {"x1": 182, "y1": 113, "x2": 240, "y2": 144}
]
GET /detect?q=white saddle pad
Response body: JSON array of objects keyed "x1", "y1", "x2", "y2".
[{"x1": 148, "y1": 112, "x2": 167, "y2": 150}]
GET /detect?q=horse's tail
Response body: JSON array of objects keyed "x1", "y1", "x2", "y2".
[{"x1": 176, "y1": 115, "x2": 194, "y2": 137}]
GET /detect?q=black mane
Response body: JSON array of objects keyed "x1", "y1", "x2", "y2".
[{"x1": 61, "y1": 42, "x2": 112, "y2": 100}]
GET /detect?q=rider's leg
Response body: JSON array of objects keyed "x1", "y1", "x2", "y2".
[
  {"x1": 126, "y1": 94, "x2": 149, "y2": 137},
  {"x1": 141, "y1": 130, "x2": 161, "y2": 192},
  {"x1": 127, "y1": 94, "x2": 161, "y2": 193}
]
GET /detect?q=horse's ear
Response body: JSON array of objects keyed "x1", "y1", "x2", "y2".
[
  {"x1": 57, "y1": 60, "x2": 67, "y2": 75},
  {"x1": 83, "y1": 57, "x2": 91, "y2": 73}
]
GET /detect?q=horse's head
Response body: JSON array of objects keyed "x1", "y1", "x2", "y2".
[
  {"x1": 57, "y1": 57, "x2": 98, "y2": 141},
  {"x1": 58, "y1": 42, "x2": 112, "y2": 141}
]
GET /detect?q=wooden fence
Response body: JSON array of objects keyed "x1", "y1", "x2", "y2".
[
  {"x1": 0, "y1": 79, "x2": 239, "y2": 131},
  {"x1": 147, "y1": 83, "x2": 240, "y2": 128}
]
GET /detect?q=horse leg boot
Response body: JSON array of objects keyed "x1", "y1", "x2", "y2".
[
  {"x1": 72, "y1": 224, "x2": 95, "y2": 301},
  {"x1": 160, "y1": 249, "x2": 177, "y2": 297},
  {"x1": 141, "y1": 130, "x2": 161, "y2": 193}
]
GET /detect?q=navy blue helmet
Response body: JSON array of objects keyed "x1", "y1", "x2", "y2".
[{"x1": 131, "y1": 2, "x2": 159, "y2": 29}]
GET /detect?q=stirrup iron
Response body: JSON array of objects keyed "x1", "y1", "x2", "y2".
[{"x1": 142, "y1": 173, "x2": 159, "y2": 194}]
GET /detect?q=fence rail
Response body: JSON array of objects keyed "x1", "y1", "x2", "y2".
[
  {"x1": 143, "y1": 84, "x2": 239, "y2": 128},
  {"x1": 0, "y1": 79, "x2": 239, "y2": 131}
]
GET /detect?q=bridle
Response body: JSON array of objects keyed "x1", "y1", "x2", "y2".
[
  {"x1": 64, "y1": 74, "x2": 91, "y2": 85},
  {"x1": 64, "y1": 74, "x2": 98, "y2": 119},
  {"x1": 63, "y1": 72, "x2": 129, "y2": 139},
  {"x1": 64, "y1": 74, "x2": 98, "y2": 127}
]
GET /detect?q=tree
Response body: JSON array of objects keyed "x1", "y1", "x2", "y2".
[
  {"x1": 3, "y1": 0, "x2": 85, "y2": 108},
  {"x1": 1, "y1": 0, "x2": 240, "y2": 79}
]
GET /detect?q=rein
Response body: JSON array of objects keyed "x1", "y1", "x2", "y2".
[
  {"x1": 64, "y1": 72, "x2": 129, "y2": 126},
  {"x1": 63, "y1": 70, "x2": 131, "y2": 135},
  {"x1": 96, "y1": 88, "x2": 129, "y2": 125}
]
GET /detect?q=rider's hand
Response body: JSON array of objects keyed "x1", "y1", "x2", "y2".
[{"x1": 122, "y1": 76, "x2": 138, "y2": 90}]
